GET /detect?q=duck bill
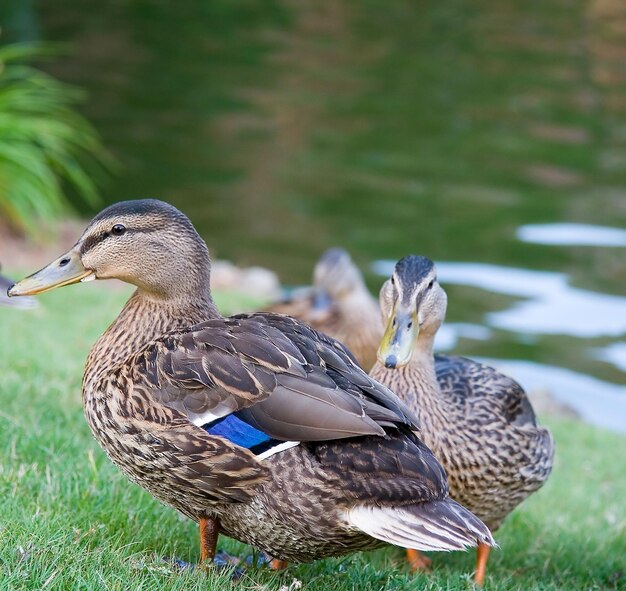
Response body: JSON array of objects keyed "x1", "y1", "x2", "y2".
[
  {"x1": 310, "y1": 288, "x2": 332, "y2": 321},
  {"x1": 7, "y1": 248, "x2": 95, "y2": 297},
  {"x1": 377, "y1": 304, "x2": 418, "y2": 369}
]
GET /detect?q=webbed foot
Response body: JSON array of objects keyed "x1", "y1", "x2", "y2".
[{"x1": 406, "y1": 548, "x2": 432, "y2": 572}]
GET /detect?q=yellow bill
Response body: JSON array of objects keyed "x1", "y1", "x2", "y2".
[{"x1": 376, "y1": 303, "x2": 418, "y2": 369}]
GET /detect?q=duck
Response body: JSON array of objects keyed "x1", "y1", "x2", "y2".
[
  {"x1": 265, "y1": 248, "x2": 383, "y2": 370},
  {"x1": 9, "y1": 200, "x2": 494, "y2": 572},
  {"x1": 370, "y1": 255, "x2": 555, "y2": 585}
]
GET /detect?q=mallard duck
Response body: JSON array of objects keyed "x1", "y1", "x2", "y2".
[
  {"x1": 9, "y1": 201, "x2": 494, "y2": 571},
  {"x1": 370, "y1": 255, "x2": 555, "y2": 585},
  {"x1": 265, "y1": 248, "x2": 382, "y2": 370}
]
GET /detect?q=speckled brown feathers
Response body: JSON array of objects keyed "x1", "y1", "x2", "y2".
[{"x1": 431, "y1": 354, "x2": 554, "y2": 529}]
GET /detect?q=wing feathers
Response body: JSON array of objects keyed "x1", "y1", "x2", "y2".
[
  {"x1": 133, "y1": 313, "x2": 417, "y2": 446},
  {"x1": 237, "y1": 385, "x2": 385, "y2": 441}
]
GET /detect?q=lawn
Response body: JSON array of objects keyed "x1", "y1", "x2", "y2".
[{"x1": 0, "y1": 280, "x2": 624, "y2": 591}]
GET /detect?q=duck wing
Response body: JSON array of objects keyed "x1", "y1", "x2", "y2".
[
  {"x1": 313, "y1": 430, "x2": 448, "y2": 503},
  {"x1": 130, "y1": 313, "x2": 418, "y2": 444},
  {"x1": 435, "y1": 354, "x2": 537, "y2": 427}
]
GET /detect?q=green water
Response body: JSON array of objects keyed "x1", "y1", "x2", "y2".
[{"x1": 3, "y1": 0, "x2": 626, "y2": 425}]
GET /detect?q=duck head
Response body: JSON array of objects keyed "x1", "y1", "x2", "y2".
[
  {"x1": 377, "y1": 255, "x2": 447, "y2": 369},
  {"x1": 8, "y1": 199, "x2": 212, "y2": 302}
]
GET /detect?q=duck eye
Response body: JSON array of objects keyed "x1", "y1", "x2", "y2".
[
  {"x1": 111, "y1": 224, "x2": 126, "y2": 236},
  {"x1": 427, "y1": 280, "x2": 434, "y2": 289},
  {"x1": 391, "y1": 276, "x2": 395, "y2": 285}
]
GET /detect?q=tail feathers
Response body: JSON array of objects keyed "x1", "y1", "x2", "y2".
[{"x1": 347, "y1": 499, "x2": 495, "y2": 552}]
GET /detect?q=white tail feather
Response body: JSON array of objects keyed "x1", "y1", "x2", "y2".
[{"x1": 347, "y1": 500, "x2": 495, "y2": 552}]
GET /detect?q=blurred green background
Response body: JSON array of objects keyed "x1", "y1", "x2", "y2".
[{"x1": 1, "y1": 0, "x2": 625, "y2": 428}]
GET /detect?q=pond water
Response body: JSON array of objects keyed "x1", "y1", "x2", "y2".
[{"x1": 3, "y1": 0, "x2": 625, "y2": 431}]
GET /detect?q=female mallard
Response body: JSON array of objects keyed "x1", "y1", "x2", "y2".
[
  {"x1": 370, "y1": 255, "x2": 555, "y2": 585},
  {"x1": 265, "y1": 248, "x2": 382, "y2": 370},
  {"x1": 9, "y1": 201, "x2": 494, "y2": 570}
]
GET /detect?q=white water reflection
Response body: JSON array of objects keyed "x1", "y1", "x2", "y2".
[
  {"x1": 518, "y1": 223, "x2": 626, "y2": 247},
  {"x1": 372, "y1": 261, "x2": 626, "y2": 338},
  {"x1": 435, "y1": 323, "x2": 493, "y2": 351},
  {"x1": 483, "y1": 359, "x2": 626, "y2": 434},
  {"x1": 593, "y1": 342, "x2": 626, "y2": 373}
]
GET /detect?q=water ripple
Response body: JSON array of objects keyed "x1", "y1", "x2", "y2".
[
  {"x1": 593, "y1": 342, "x2": 626, "y2": 373},
  {"x1": 517, "y1": 223, "x2": 626, "y2": 247}
]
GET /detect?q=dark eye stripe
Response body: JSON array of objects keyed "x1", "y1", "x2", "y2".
[
  {"x1": 79, "y1": 226, "x2": 160, "y2": 255},
  {"x1": 80, "y1": 232, "x2": 108, "y2": 255}
]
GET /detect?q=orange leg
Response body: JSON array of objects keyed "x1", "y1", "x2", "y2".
[
  {"x1": 269, "y1": 559, "x2": 289, "y2": 570},
  {"x1": 199, "y1": 516, "x2": 220, "y2": 563},
  {"x1": 474, "y1": 542, "x2": 491, "y2": 586},
  {"x1": 406, "y1": 548, "x2": 432, "y2": 572}
]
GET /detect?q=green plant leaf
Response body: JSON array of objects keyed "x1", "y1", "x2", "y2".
[{"x1": 0, "y1": 40, "x2": 113, "y2": 234}]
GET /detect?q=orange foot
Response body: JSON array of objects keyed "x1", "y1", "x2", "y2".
[
  {"x1": 406, "y1": 548, "x2": 432, "y2": 572},
  {"x1": 270, "y1": 559, "x2": 289, "y2": 570},
  {"x1": 474, "y1": 542, "x2": 491, "y2": 586}
]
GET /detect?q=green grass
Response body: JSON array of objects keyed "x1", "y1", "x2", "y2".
[{"x1": 1, "y1": 281, "x2": 624, "y2": 590}]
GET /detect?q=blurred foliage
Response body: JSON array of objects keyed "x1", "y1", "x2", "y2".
[{"x1": 0, "y1": 41, "x2": 110, "y2": 234}]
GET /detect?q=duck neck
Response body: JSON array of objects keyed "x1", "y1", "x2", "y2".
[
  {"x1": 408, "y1": 331, "x2": 439, "y2": 393},
  {"x1": 389, "y1": 330, "x2": 442, "y2": 418},
  {"x1": 84, "y1": 287, "x2": 219, "y2": 390}
]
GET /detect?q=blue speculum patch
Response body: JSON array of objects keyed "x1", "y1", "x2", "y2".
[{"x1": 203, "y1": 414, "x2": 277, "y2": 454}]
